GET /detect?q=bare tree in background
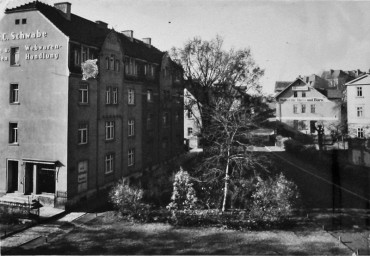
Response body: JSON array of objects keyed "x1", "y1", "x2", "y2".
[{"x1": 171, "y1": 36, "x2": 264, "y2": 134}]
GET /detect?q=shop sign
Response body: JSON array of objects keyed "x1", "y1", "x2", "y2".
[
  {"x1": 0, "y1": 30, "x2": 47, "y2": 41},
  {"x1": 0, "y1": 30, "x2": 62, "y2": 61},
  {"x1": 78, "y1": 161, "x2": 88, "y2": 192},
  {"x1": 279, "y1": 98, "x2": 325, "y2": 103}
]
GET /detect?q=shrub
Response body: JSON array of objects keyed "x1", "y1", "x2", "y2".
[
  {"x1": 109, "y1": 180, "x2": 150, "y2": 221},
  {"x1": 167, "y1": 168, "x2": 198, "y2": 211},
  {"x1": 249, "y1": 173, "x2": 300, "y2": 224}
]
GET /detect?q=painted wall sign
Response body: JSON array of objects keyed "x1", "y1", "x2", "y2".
[
  {"x1": 0, "y1": 30, "x2": 47, "y2": 41},
  {"x1": 77, "y1": 161, "x2": 88, "y2": 192},
  {"x1": 279, "y1": 98, "x2": 325, "y2": 103}
]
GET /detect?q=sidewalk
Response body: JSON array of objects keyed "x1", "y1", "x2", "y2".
[{"x1": 1, "y1": 211, "x2": 87, "y2": 253}]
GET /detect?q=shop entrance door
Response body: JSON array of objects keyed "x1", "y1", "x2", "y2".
[{"x1": 37, "y1": 166, "x2": 56, "y2": 194}]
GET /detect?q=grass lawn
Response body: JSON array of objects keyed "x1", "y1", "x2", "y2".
[{"x1": 7, "y1": 211, "x2": 350, "y2": 255}]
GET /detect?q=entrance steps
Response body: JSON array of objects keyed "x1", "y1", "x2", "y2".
[
  {"x1": 0, "y1": 193, "x2": 55, "y2": 207},
  {"x1": 0, "y1": 193, "x2": 30, "y2": 205}
]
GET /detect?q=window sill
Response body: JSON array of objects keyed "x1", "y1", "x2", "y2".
[
  {"x1": 105, "y1": 139, "x2": 115, "y2": 142},
  {"x1": 9, "y1": 143, "x2": 19, "y2": 146},
  {"x1": 105, "y1": 171, "x2": 114, "y2": 175},
  {"x1": 10, "y1": 102, "x2": 20, "y2": 105},
  {"x1": 78, "y1": 143, "x2": 88, "y2": 146},
  {"x1": 10, "y1": 64, "x2": 20, "y2": 67},
  {"x1": 78, "y1": 102, "x2": 89, "y2": 106},
  {"x1": 356, "y1": 96, "x2": 364, "y2": 98}
]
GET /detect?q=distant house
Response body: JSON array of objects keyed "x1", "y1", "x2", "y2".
[
  {"x1": 275, "y1": 78, "x2": 342, "y2": 135},
  {"x1": 184, "y1": 88, "x2": 202, "y2": 149},
  {"x1": 345, "y1": 73, "x2": 370, "y2": 139},
  {"x1": 321, "y1": 69, "x2": 360, "y2": 91}
]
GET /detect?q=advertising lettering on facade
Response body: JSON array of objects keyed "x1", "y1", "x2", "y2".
[
  {"x1": 279, "y1": 98, "x2": 325, "y2": 103},
  {"x1": 0, "y1": 30, "x2": 62, "y2": 61},
  {"x1": 77, "y1": 161, "x2": 88, "y2": 193}
]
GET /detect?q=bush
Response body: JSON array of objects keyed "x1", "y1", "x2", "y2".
[
  {"x1": 249, "y1": 173, "x2": 300, "y2": 224},
  {"x1": 284, "y1": 139, "x2": 305, "y2": 153},
  {"x1": 109, "y1": 180, "x2": 150, "y2": 222},
  {"x1": 167, "y1": 168, "x2": 198, "y2": 211}
]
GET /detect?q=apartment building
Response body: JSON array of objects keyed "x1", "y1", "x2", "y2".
[
  {"x1": 0, "y1": 1, "x2": 184, "y2": 208},
  {"x1": 346, "y1": 73, "x2": 370, "y2": 139}
]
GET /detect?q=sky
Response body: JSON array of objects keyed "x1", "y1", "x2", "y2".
[{"x1": 2, "y1": 0, "x2": 370, "y2": 94}]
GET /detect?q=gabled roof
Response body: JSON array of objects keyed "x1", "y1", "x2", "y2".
[
  {"x1": 5, "y1": 1, "x2": 164, "y2": 63},
  {"x1": 274, "y1": 78, "x2": 306, "y2": 99},
  {"x1": 274, "y1": 81, "x2": 292, "y2": 92},
  {"x1": 345, "y1": 73, "x2": 370, "y2": 86}
]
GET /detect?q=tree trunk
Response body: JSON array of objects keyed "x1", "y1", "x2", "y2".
[{"x1": 222, "y1": 152, "x2": 230, "y2": 212}]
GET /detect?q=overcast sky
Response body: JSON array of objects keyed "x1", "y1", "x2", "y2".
[{"x1": 2, "y1": 0, "x2": 370, "y2": 94}]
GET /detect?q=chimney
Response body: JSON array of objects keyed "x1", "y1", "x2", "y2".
[
  {"x1": 95, "y1": 20, "x2": 108, "y2": 29},
  {"x1": 122, "y1": 30, "x2": 133, "y2": 41},
  {"x1": 142, "y1": 38, "x2": 151, "y2": 48},
  {"x1": 54, "y1": 2, "x2": 71, "y2": 20}
]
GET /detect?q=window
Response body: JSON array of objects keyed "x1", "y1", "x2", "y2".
[
  {"x1": 128, "y1": 89, "x2": 135, "y2": 104},
  {"x1": 105, "y1": 56, "x2": 109, "y2": 70},
  {"x1": 293, "y1": 91, "x2": 297, "y2": 98},
  {"x1": 147, "y1": 89, "x2": 153, "y2": 102},
  {"x1": 128, "y1": 120, "x2": 135, "y2": 136},
  {"x1": 10, "y1": 47, "x2": 20, "y2": 66},
  {"x1": 10, "y1": 84, "x2": 19, "y2": 104},
  {"x1": 78, "y1": 123, "x2": 88, "y2": 145},
  {"x1": 188, "y1": 127, "x2": 193, "y2": 136},
  {"x1": 150, "y1": 65, "x2": 155, "y2": 77},
  {"x1": 311, "y1": 104, "x2": 315, "y2": 113},
  {"x1": 357, "y1": 106, "x2": 363, "y2": 117},
  {"x1": 357, "y1": 87, "x2": 363, "y2": 97},
  {"x1": 9, "y1": 123, "x2": 18, "y2": 144},
  {"x1": 105, "y1": 121, "x2": 115, "y2": 140},
  {"x1": 110, "y1": 55, "x2": 115, "y2": 70},
  {"x1": 293, "y1": 120, "x2": 298, "y2": 130},
  {"x1": 125, "y1": 58, "x2": 137, "y2": 76},
  {"x1": 106, "y1": 87, "x2": 111, "y2": 104},
  {"x1": 15, "y1": 19, "x2": 20, "y2": 25},
  {"x1": 22, "y1": 18, "x2": 26, "y2": 24},
  {"x1": 146, "y1": 114, "x2": 153, "y2": 130},
  {"x1": 128, "y1": 149, "x2": 135, "y2": 166},
  {"x1": 293, "y1": 104, "x2": 298, "y2": 114},
  {"x1": 81, "y1": 46, "x2": 87, "y2": 62},
  {"x1": 88, "y1": 50, "x2": 94, "y2": 60},
  {"x1": 79, "y1": 84, "x2": 88, "y2": 104},
  {"x1": 302, "y1": 92, "x2": 306, "y2": 98},
  {"x1": 105, "y1": 154, "x2": 114, "y2": 174},
  {"x1": 113, "y1": 87, "x2": 118, "y2": 104},
  {"x1": 74, "y1": 49, "x2": 80, "y2": 66},
  {"x1": 301, "y1": 104, "x2": 306, "y2": 113},
  {"x1": 357, "y1": 128, "x2": 364, "y2": 138},
  {"x1": 163, "y1": 112, "x2": 169, "y2": 126},
  {"x1": 187, "y1": 110, "x2": 192, "y2": 119},
  {"x1": 115, "y1": 60, "x2": 120, "y2": 72}
]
